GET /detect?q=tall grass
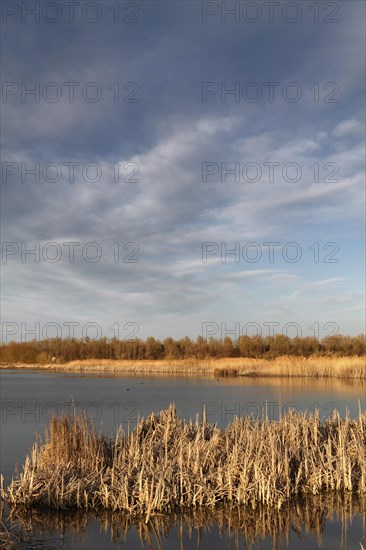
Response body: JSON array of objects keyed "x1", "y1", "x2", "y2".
[
  {"x1": 6, "y1": 355, "x2": 366, "y2": 378},
  {"x1": 2, "y1": 405, "x2": 365, "y2": 521}
]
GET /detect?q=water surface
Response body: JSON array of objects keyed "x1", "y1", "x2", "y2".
[{"x1": 1, "y1": 368, "x2": 365, "y2": 549}]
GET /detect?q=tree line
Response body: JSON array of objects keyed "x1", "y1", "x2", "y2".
[{"x1": 1, "y1": 334, "x2": 365, "y2": 364}]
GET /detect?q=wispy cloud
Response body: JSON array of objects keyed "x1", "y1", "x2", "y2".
[
  {"x1": 289, "y1": 278, "x2": 343, "y2": 299},
  {"x1": 2, "y1": 2, "x2": 365, "y2": 339}
]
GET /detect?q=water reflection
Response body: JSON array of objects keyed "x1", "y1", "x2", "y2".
[
  {"x1": 1, "y1": 370, "x2": 365, "y2": 548},
  {"x1": 2, "y1": 493, "x2": 365, "y2": 550}
]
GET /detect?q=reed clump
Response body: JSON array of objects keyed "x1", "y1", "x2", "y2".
[{"x1": 2, "y1": 406, "x2": 366, "y2": 521}]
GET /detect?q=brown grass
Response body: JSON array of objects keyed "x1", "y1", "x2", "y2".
[
  {"x1": 3, "y1": 355, "x2": 366, "y2": 378},
  {"x1": 2, "y1": 405, "x2": 365, "y2": 522}
]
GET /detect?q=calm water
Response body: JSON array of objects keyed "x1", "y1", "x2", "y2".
[{"x1": 1, "y1": 368, "x2": 365, "y2": 549}]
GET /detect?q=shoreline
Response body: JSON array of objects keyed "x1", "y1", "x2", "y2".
[{"x1": 1, "y1": 355, "x2": 365, "y2": 378}]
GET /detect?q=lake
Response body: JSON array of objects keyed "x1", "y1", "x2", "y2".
[{"x1": 1, "y1": 368, "x2": 365, "y2": 549}]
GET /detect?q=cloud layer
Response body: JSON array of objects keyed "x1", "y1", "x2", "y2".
[{"x1": 1, "y1": 1, "x2": 365, "y2": 341}]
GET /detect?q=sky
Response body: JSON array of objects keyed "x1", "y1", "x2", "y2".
[{"x1": 1, "y1": 0, "x2": 365, "y2": 343}]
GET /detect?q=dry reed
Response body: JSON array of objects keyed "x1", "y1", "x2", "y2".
[
  {"x1": 5, "y1": 355, "x2": 365, "y2": 378},
  {"x1": 2, "y1": 405, "x2": 366, "y2": 522}
]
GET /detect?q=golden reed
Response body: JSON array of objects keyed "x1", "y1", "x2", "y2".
[
  {"x1": 5, "y1": 355, "x2": 366, "y2": 378},
  {"x1": 2, "y1": 405, "x2": 365, "y2": 523}
]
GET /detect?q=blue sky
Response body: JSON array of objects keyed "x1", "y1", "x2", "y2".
[{"x1": 1, "y1": 1, "x2": 365, "y2": 342}]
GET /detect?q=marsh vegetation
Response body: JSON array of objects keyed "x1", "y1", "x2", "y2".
[
  {"x1": 4, "y1": 355, "x2": 365, "y2": 379},
  {"x1": 2, "y1": 335, "x2": 365, "y2": 379},
  {"x1": 2, "y1": 405, "x2": 365, "y2": 522},
  {"x1": 1, "y1": 334, "x2": 365, "y2": 365}
]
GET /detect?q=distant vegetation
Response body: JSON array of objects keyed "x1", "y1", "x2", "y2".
[{"x1": 1, "y1": 334, "x2": 365, "y2": 364}]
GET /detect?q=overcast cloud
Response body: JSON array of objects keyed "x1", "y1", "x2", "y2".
[{"x1": 1, "y1": 1, "x2": 365, "y2": 341}]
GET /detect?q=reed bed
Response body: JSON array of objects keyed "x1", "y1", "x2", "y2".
[
  {"x1": 3, "y1": 493, "x2": 366, "y2": 550},
  {"x1": 2, "y1": 405, "x2": 366, "y2": 522},
  {"x1": 5, "y1": 355, "x2": 366, "y2": 378}
]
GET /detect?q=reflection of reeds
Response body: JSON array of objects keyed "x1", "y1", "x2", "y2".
[
  {"x1": 0, "y1": 502, "x2": 21, "y2": 550},
  {"x1": 2, "y1": 494, "x2": 366, "y2": 550},
  {"x1": 213, "y1": 367, "x2": 238, "y2": 377},
  {"x1": 2, "y1": 406, "x2": 366, "y2": 521},
  {"x1": 0, "y1": 523, "x2": 19, "y2": 549}
]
